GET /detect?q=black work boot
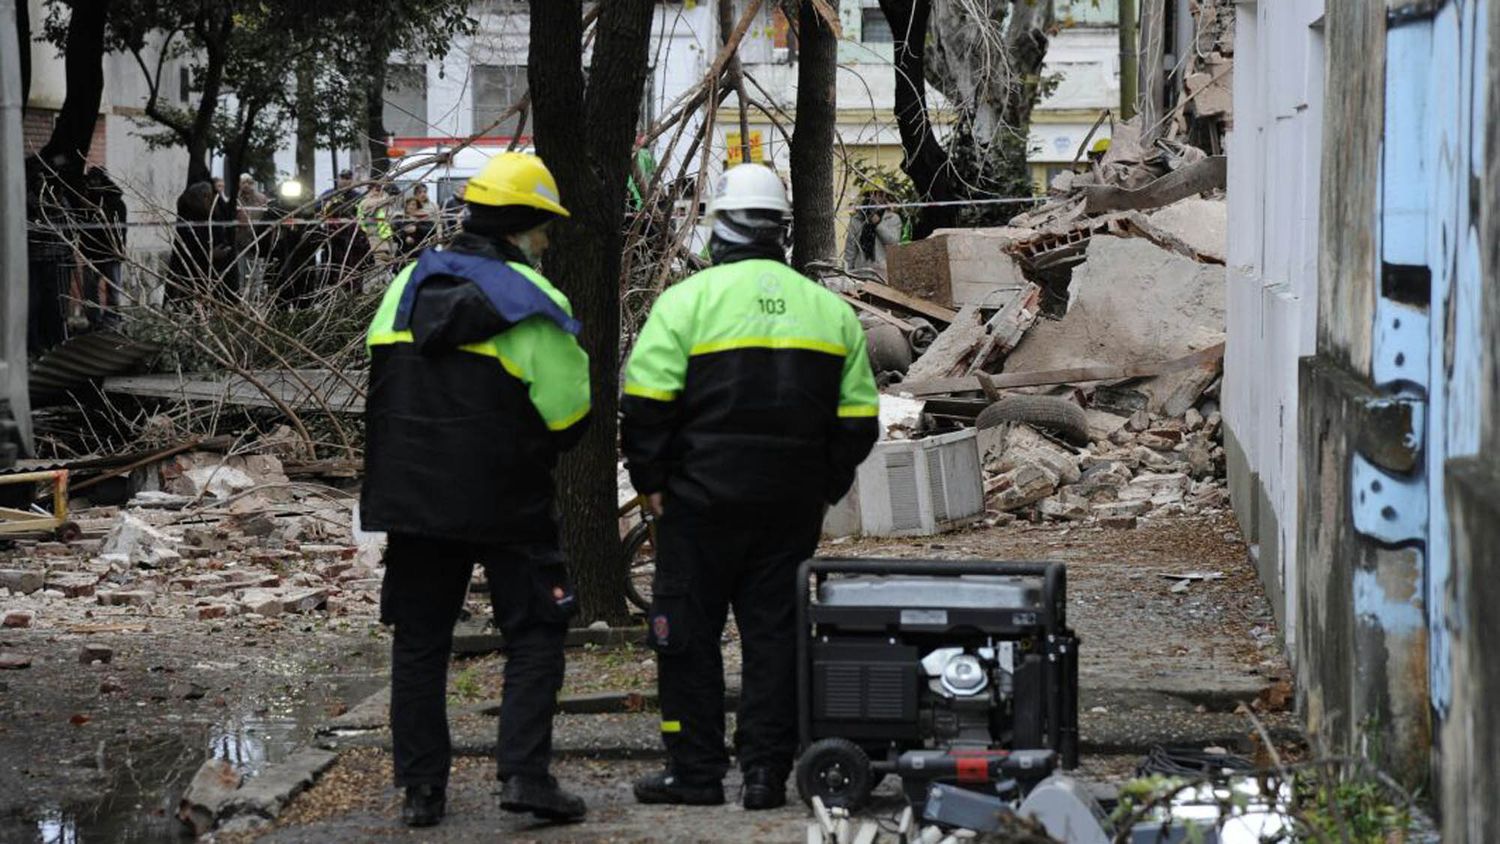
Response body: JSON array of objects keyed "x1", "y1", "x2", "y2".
[
  {"x1": 499, "y1": 775, "x2": 587, "y2": 822},
  {"x1": 632, "y1": 768, "x2": 726, "y2": 806},
  {"x1": 401, "y1": 784, "x2": 446, "y2": 827},
  {"x1": 741, "y1": 767, "x2": 787, "y2": 810}
]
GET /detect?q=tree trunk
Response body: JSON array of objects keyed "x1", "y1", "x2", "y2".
[
  {"x1": 878, "y1": 0, "x2": 960, "y2": 236},
  {"x1": 16, "y1": 0, "x2": 29, "y2": 107},
  {"x1": 789, "y1": 0, "x2": 837, "y2": 269},
  {"x1": 38, "y1": 0, "x2": 110, "y2": 171},
  {"x1": 364, "y1": 47, "x2": 390, "y2": 178},
  {"x1": 184, "y1": 12, "x2": 232, "y2": 186},
  {"x1": 718, "y1": 0, "x2": 752, "y2": 163},
  {"x1": 529, "y1": 0, "x2": 654, "y2": 624},
  {"x1": 295, "y1": 59, "x2": 317, "y2": 186}
]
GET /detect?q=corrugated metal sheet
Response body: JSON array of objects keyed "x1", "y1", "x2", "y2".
[{"x1": 29, "y1": 331, "x2": 161, "y2": 405}]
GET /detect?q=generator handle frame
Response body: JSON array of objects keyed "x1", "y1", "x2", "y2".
[{"x1": 795, "y1": 557, "x2": 1069, "y2": 758}]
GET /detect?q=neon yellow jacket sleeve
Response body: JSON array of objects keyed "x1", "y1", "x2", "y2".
[
  {"x1": 623, "y1": 289, "x2": 690, "y2": 401},
  {"x1": 496, "y1": 319, "x2": 591, "y2": 432},
  {"x1": 837, "y1": 309, "x2": 880, "y2": 418}
]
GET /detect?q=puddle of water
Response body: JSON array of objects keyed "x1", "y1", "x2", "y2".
[{"x1": 8, "y1": 659, "x2": 387, "y2": 842}]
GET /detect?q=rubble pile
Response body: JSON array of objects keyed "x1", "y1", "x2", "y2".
[
  {"x1": 0, "y1": 451, "x2": 383, "y2": 630},
  {"x1": 823, "y1": 114, "x2": 1230, "y2": 536},
  {"x1": 981, "y1": 408, "x2": 1228, "y2": 530}
]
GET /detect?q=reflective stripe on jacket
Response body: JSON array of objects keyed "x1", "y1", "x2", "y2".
[
  {"x1": 360, "y1": 237, "x2": 590, "y2": 543},
  {"x1": 621, "y1": 257, "x2": 879, "y2": 511}
]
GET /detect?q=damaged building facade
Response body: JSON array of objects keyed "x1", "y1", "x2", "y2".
[{"x1": 1225, "y1": 0, "x2": 1499, "y2": 838}]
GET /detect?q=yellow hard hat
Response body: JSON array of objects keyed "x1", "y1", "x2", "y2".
[
  {"x1": 464, "y1": 152, "x2": 570, "y2": 217},
  {"x1": 1090, "y1": 138, "x2": 1112, "y2": 154}
]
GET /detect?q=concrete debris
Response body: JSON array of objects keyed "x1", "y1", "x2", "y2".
[
  {"x1": 1120, "y1": 472, "x2": 1193, "y2": 504},
  {"x1": 980, "y1": 409, "x2": 1228, "y2": 524},
  {"x1": 1003, "y1": 236, "x2": 1224, "y2": 376},
  {"x1": 0, "y1": 653, "x2": 32, "y2": 669},
  {"x1": 221, "y1": 748, "x2": 338, "y2": 824},
  {"x1": 178, "y1": 758, "x2": 243, "y2": 835},
  {"x1": 1038, "y1": 491, "x2": 1091, "y2": 522},
  {"x1": 0, "y1": 569, "x2": 44, "y2": 595},
  {"x1": 99, "y1": 514, "x2": 183, "y2": 569},
  {"x1": 79, "y1": 643, "x2": 114, "y2": 664},
  {"x1": 162, "y1": 452, "x2": 290, "y2": 501},
  {"x1": 0, "y1": 461, "x2": 381, "y2": 635},
  {"x1": 988, "y1": 463, "x2": 1058, "y2": 512},
  {"x1": 884, "y1": 227, "x2": 1033, "y2": 308},
  {"x1": 879, "y1": 394, "x2": 927, "y2": 439},
  {"x1": 1146, "y1": 198, "x2": 1227, "y2": 264}
]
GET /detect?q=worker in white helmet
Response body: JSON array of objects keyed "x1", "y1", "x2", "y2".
[{"x1": 621, "y1": 164, "x2": 879, "y2": 810}]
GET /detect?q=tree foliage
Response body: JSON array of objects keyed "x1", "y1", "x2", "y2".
[
  {"x1": 42, "y1": 0, "x2": 474, "y2": 192},
  {"x1": 876, "y1": 0, "x2": 1056, "y2": 235}
]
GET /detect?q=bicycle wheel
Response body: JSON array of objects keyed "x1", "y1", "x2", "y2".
[{"x1": 622, "y1": 519, "x2": 656, "y2": 612}]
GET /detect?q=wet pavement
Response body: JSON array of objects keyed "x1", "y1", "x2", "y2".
[{"x1": 0, "y1": 619, "x2": 389, "y2": 842}]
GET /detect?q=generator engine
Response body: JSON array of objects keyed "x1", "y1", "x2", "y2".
[{"x1": 794, "y1": 559, "x2": 1078, "y2": 811}]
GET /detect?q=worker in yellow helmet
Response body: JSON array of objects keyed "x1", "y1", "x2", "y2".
[{"x1": 362, "y1": 152, "x2": 589, "y2": 828}]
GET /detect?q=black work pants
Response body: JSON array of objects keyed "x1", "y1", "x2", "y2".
[
  {"x1": 381, "y1": 533, "x2": 576, "y2": 787},
  {"x1": 649, "y1": 505, "x2": 823, "y2": 783}
]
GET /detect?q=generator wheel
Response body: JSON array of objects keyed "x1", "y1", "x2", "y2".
[
  {"x1": 796, "y1": 738, "x2": 874, "y2": 811},
  {"x1": 974, "y1": 395, "x2": 1091, "y2": 446}
]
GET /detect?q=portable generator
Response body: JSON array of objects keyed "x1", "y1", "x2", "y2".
[{"x1": 794, "y1": 558, "x2": 1079, "y2": 811}]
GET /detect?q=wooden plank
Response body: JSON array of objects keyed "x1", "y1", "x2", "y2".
[
  {"x1": 895, "y1": 342, "x2": 1226, "y2": 397},
  {"x1": 983, "y1": 283, "x2": 1042, "y2": 354},
  {"x1": 903, "y1": 304, "x2": 987, "y2": 382},
  {"x1": 1081, "y1": 156, "x2": 1228, "y2": 214},
  {"x1": 840, "y1": 293, "x2": 915, "y2": 331},
  {"x1": 854, "y1": 281, "x2": 958, "y2": 326},
  {"x1": 104, "y1": 370, "x2": 366, "y2": 414}
]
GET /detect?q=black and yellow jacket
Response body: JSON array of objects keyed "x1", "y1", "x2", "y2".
[
  {"x1": 360, "y1": 234, "x2": 590, "y2": 543},
  {"x1": 621, "y1": 251, "x2": 879, "y2": 512}
]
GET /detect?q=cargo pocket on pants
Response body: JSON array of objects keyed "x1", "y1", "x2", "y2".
[
  {"x1": 530, "y1": 560, "x2": 579, "y2": 625},
  {"x1": 646, "y1": 567, "x2": 691, "y2": 655}
]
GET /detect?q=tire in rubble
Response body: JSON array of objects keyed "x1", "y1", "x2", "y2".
[
  {"x1": 796, "y1": 737, "x2": 874, "y2": 811},
  {"x1": 974, "y1": 395, "x2": 1092, "y2": 446}
]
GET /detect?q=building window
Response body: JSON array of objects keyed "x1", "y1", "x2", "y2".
[
  {"x1": 861, "y1": 7, "x2": 893, "y2": 43},
  {"x1": 473, "y1": 64, "x2": 527, "y2": 138},
  {"x1": 384, "y1": 64, "x2": 429, "y2": 139}
]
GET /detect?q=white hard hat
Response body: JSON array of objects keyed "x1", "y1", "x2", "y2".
[{"x1": 708, "y1": 164, "x2": 791, "y2": 217}]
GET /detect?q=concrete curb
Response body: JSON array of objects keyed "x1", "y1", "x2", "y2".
[
  {"x1": 451, "y1": 624, "x2": 646, "y2": 656},
  {"x1": 215, "y1": 748, "x2": 339, "y2": 832}
]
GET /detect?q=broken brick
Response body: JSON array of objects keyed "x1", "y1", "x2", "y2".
[
  {"x1": 79, "y1": 643, "x2": 114, "y2": 664},
  {"x1": 96, "y1": 590, "x2": 154, "y2": 607},
  {"x1": 2, "y1": 611, "x2": 32, "y2": 629}
]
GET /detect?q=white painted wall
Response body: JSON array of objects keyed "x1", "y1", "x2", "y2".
[{"x1": 1224, "y1": 0, "x2": 1325, "y2": 653}]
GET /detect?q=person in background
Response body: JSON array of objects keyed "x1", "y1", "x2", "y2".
[
  {"x1": 396, "y1": 196, "x2": 435, "y2": 260},
  {"x1": 439, "y1": 181, "x2": 467, "y2": 236},
  {"x1": 408, "y1": 182, "x2": 435, "y2": 217},
  {"x1": 237, "y1": 175, "x2": 270, "y2": 266},
  {"x1": 842, "y1": 185, "x2": 903, "y2": 276},
  {"x1": 77, "y1": 167, "x2": 128, "y2": 330}
]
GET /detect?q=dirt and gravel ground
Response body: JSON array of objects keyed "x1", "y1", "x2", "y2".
[
  {"x1": 0, "y1": 502, "x2": 1295, "y2": 842},
  {"x1": 208, "y1": 510, "x2": 1297, "y2": 843}
]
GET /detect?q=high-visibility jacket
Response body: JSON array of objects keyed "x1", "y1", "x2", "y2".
[
  {"x1": 360, "y1": 234, "x2": 591, "y2": 543},
  {"x1": 621, "y1": 256, "x2": 879, "y2": 512}
]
